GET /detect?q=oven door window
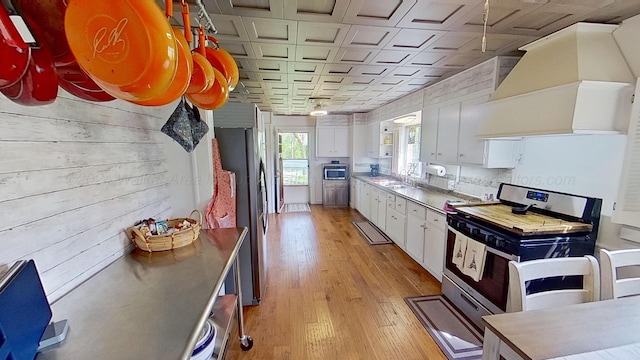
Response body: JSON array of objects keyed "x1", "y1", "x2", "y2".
[{"x1": 445, "y1": 230, "x2": 510, "y2": 311}]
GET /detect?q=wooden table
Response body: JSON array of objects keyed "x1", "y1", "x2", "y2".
[{"x1": 481, "y1": 296, "x2": 640, "y2": 360}]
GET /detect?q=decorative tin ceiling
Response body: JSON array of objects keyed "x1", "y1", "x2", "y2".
[{"x1": 183, "y1": 0, "x2": 640, "y2": 115}]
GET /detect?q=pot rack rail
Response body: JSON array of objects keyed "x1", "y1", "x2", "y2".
[{"x1": 167, "y1": 0, "x2": 217, "y2": 35}]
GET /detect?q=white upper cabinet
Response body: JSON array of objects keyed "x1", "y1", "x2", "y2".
[
  {"x1": 419, "y1": 95, "x2": 520, "y2": 168},
  {"x1": 435, "y1": 103, "x2": 461, "y2": 165},
  {"x1": 317, "y1": 126, "x2": 350, "y2": 157},
  {"x1": 419, "y1": 107, "x2": 439, "y2": 163},
  {"x1": 458, "y1": 95, "x2": 490, "y2": 165}
]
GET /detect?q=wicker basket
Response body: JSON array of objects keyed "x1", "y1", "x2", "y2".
[{"x1": 128, "y1": 210, "x2": 202, "y2": 252}]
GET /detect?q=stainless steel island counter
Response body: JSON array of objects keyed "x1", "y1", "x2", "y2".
[{"x1": 37, "y1": 227, "x2": 248, "y2": 360}]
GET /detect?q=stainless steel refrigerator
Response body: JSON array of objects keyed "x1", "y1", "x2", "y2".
[{"x1": 215, "y1": 127, "x2": 268, "y2": 305}]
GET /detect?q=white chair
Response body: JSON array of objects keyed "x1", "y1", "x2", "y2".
[
  {"x1": 600, "y1": 248, "x2": 640, "y2": 300},
  {"x1": 507, "y1": 256, "x2": 600, "y2": 312}
]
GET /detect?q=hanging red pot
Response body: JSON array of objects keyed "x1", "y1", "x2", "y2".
[
  {"x1": 12, "y1": 0, "x2": 75, "y2": 66},
  {"x1": 1, "y1": 24, "x2": 58, "y2": 106},
  {"x1": 56, "y1": 64, "x2": 115, "y2": 102},
  {"x1": 0, "y1": 3, "x2": 31, "y2": 89}
]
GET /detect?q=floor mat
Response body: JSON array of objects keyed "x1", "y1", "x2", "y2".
[
  {"x1": 352, "y1": 221, "x2": 393, "y2": 245},
  {"x1": 285, "y1": 203, "x2": 311, "y2": 213},
  {"x1": 404, "y1": 295, "x2": 483, "y2": 360}
]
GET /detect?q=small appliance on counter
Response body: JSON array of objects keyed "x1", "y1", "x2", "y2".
[
  {"x1": 323, "y1": 163, "x2": 347, "y2": 180},
  {"x1": 370, "y1": 164, "x2": 380, "y2": 177}
]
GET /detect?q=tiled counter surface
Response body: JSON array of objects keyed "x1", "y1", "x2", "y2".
[{"x1": 354, "y1": 175, "x2": 476, "y2": 213}]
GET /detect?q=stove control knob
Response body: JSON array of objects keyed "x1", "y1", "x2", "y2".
[{"x1": 487, "y1": 235, "x2": 497, "y2": 245}]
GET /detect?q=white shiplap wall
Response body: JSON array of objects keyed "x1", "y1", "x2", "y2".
[{"x1": 0, "y1": 91, "x2": 175, "y2": 302}]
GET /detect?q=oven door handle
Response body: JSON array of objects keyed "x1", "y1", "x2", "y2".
[
  {"x1": 448, "y1": 226, "x2": 519, "y2": 262},
  {"x1": 486, "y1": 246, "x2": 519, "y2": 262}
]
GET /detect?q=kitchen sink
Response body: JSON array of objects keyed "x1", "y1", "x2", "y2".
[{"x1": 382, "y1": 182, "x2": 407, "y2": 189}]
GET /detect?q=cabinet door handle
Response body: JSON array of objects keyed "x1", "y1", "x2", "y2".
[
  {"x1": 433, "y1": 218, "x2": 439, "y2": 222},
  {"x1": 459, "y1": 154, "x2": 464, "y2": 157},
  {"x1": 431, "y1": 153, "x2": 435, "y2": 156},
  {"x1": 438, "y1": 153, "x2": 442, "y2": 156}
]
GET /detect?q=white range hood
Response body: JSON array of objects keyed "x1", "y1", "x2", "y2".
[{"x1": 478, "y1": 23, "x2": 635, "y2": 138}]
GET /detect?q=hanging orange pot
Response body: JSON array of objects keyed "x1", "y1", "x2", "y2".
[
  {"x1": 186, "y1": 26, "x2": 215, "y2": 95},
  {"x1": 64, "y1": 0, "x2": 178, "y2": 101},
  {"x1": 186, "y1": 67, "x2": 229, "y2": 110},
  {"x1": 205, "y1": 36, "x2": 239, "y2": 91}
]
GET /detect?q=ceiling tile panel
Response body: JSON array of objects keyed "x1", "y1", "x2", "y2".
[
  {"x1": 321, "y1": 64, "x2": 356, "y2": 76},
  {"x1": 287, "y1": 62, "x2": 324, "y2": 74},
  {"x1": 353, "y1": 65, "x2": 396, "y2": 77},
  {"x1": 427, "y1": 32, "x2": 479, "y2": 52},
  {"x1": 343, "y1": 76, "x2": 378, "y2": 85},
  {"x1": 388, "y1": 66, "x2": 424, "y2": 77},
  {"x1": 343, "y1": 0, "x2": 418, "y2": 26},
  {"x1": 214, "y1": 0, "x2": 284, "y2": 18},
  {"x1": 283, "y1": 0, "x2": 350, "y2": 22},
  {"x1": 383, "y1": 29, "x2": 446, "y2": 51},
  {"x1": 210, "y1": 15, "x2": 250, "y2": 41},
  {"x1": 289, "y1": 74, "x2": 321, "y2": 83},
  {"x1": 376, "y1": 78, "x2": 406, "y2": 86},
  {"x1": 295, "y1": 46, "x2": 339, "y2": 62},
  {"x1": 370, "y1": 49, "x2": 419, "y2": 66},
  {"x1": 342, "y1": 26, "x2": 400, "y2": 48},
  {"x1": 405, "y1": 51, "x2": 448, "y2": 66},
  {"x1": 250, "y1": 59, "x2": 288, "y2": 72},
  {"x1": 318, "y1": 76, "x2": 346, "y2": 85},
  {"x1": 297, "y1": 22, "x2": 351, "y2": 46},
  {"x1": 258, "y1": 73, "x2": 289, "y2": 82},
  {"x1": 334, "y1": 48, "x2": 380, "y2": 64},
  {"x1": 396, "y1": 0, "x2": 483, "y2": 30},
  {"x1": 243, "y1": 18, "x2": 297, "y2": 43},
  {"x1": 217, "y1": 41, "x2": 256, "y2": 58},
  {"x1": 253, "y1": 44, "x2": 293, "y2": 60}
]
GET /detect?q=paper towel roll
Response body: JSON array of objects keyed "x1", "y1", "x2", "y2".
[{"x1": 425, "y1": 165, "x2": 446, "y2": 176}]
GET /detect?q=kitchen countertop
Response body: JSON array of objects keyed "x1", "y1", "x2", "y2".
[
  {"x1": 37, "y1": 227, "x2": 247, "y2": 360},
  {"x1": 353, "y1": 175, "x2": 476, "y2": 214}
]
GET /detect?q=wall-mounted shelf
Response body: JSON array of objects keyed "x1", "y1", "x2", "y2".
[{"x1": 379, "y1": 131, "x2": 393, "y2": 157}]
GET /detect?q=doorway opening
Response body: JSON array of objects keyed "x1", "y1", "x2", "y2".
[{"x1": 278, "y1": 132, "x2": 310, "y2": 205}]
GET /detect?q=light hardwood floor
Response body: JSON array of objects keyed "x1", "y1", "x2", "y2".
[{"x1": 226, "y1": 205, "x2": 447, "y2": 360}]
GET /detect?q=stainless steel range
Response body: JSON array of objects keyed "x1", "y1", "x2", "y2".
[{"x1": 442, "y1": 183, "x2": 602, "y2": 329}]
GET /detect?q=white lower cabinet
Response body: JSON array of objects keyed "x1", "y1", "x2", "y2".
[
  {"x1": 359, "y1": 183, "x2": 371, "y2": 219},
  {"x1": 406, "y1": 200, "x2": 446, "y2": 281},
  {"x1": 406, "y1": 201, "x2": 427, "y2": 263},
  {"x1": 385, "y1": 207, "x2": 406, "y2": 249},
  {"x1": 376, "y1": 193, "x2": 387, "y2": 231},
  {"x1": 423, "y1": 210, "x2": 446, "y2": 281},
  {"x1": 355, "y1": 181, "x2": 447, "y2": 282},
  {"x1": 369, "y1": 188, "x2": 379, "y2": 224}
]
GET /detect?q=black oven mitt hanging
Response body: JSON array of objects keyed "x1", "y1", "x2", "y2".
[
  {"x1": 188, "y1": 102, "x2": 209, "y2": 148},
  {"x1": 161, "y1": 98, "x2": 194, "y2": 152}
]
